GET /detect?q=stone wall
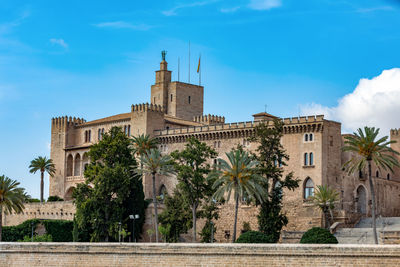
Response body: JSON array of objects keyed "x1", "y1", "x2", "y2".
[
  {"x1": 2, "y1": 201, "x2": 75, "y2": 226},
  {"x1": 1, "y1": 243, "x2": 400, "y2": 267}
]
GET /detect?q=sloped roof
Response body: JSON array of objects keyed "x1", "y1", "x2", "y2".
[
  {"x1": 252, "y1": 112, "x2": 278, "y2": 118},
  {"x1": 164, "y1": 115, "x2": 203, "y2": 127},
  {"x1": 81, "y1": 113, "x2": 131, "y2": 126}
]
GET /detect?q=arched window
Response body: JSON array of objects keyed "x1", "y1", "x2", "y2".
[
  {"x1": 84, "y1": 131, "x2": 88, "y2": 142},
  {"x1": 387, "y1": 173, "x2": 390, "y2": 180},
  {"x1": 359, "y1": 170, "x2": 364, "y2": 179},
  {"x1": 88, "y1": 130, "x2": 91, "y2": 142},
  {"x1": 218, "y1": 141, "x2": 221, "y2": 148},
  {"x1": 304, "y1": 153, "x2": 308, "y2": 166},
  {"x1": 309, "y1": 133, "x2": 313, "y2": 141},
  {"x1": 304, "y1": 178, "x2": 314, "y2": 199},
  {"x1": 128, "y1": 125, "x2": 131, "y2": 136},
  {"x1": 275, "y1": 181, "x2": 283, "y2": 197},
  {"x1": 309, "y1": 152, "x2": 314, "y2": 166},
  {"x1": 74, "y1": 154, "x2": 81, "y2": 176},
  {"x1": 159, "y1": 185, "x2": 167, "y2": 202},
  {"x1": 66, "y1": 154, "x2": 73, "y2": 176},
  {"x1": 376, "y1": 170, "x2": 380, "y2": 178},
  {"x1": 101, "y1": 128, "x2": 105, "y2": 136},
  {"x1": 98, "y1": 129, "x2": 102, "y2": 140},
  {"x1": 304, "y1": 134, "x2": 308, "y2": 142},
  {"x1": 82, "y1": 153, "x2": 89, "y2": 175}
]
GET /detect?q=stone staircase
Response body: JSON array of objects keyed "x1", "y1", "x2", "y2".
[{"x1": 334, "y1": 217, "x2": 400, "y2": 244}]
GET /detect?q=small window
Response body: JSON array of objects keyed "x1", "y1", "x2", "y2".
[
  {"x1": 170, "y1": 94, "x2": 173, "y2": 102},
  {"x1": 304, "y1": 134, "x2": 308, "y2": 142},
  {"x1": 329, "y1": 136, "x2": 333, "y2": 146},
  {"x1": 387, "y1": 173, "x2": 390, "y2": 180},
  {"x1": 218, "y1": 141, "x2": 221, "y2": 148},
  {"x1": 359, "y1": 170, "x2": 364, "y2": 179},
  {"x1": 309, "y1": 133, "x2": 313, "y2": 141},
  {"x1": 309, "y1": 152, "x2": 314, "y2": 166},
  {"x1": 188, "y1": 96, "x2": 191, "y2": 104},
  {"x1": 304, "y1": 178, "x2": 314, "y2": 199},
  {"x1": 128, "y1": 125, "x2": 131, "y2": 137},
  {"x1": 98, "y1": 129, "x2": 102, "y2": 141},
  {"x1": 159, "y1": 185, "x2": 167, "y2": 203},
  {"x1": 88, "y1": 130, "x2": 91, "y2": 142},
  {"x1": 214, "y1": 141, "x2": 217, "y2": 148},
  {"x1": 376, "y1": 170, "x2": 379, "y2": 178},
  {"x1": 304, "y1": 153, "x2": 308, "y2": 166},
  {"x1": 153, "y1": 97, "x2": 156, "y2": 103}
]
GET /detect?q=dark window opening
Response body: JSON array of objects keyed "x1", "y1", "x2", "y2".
[{"x1": 188, "y1": 96, "x2": 191, "y2": 104}]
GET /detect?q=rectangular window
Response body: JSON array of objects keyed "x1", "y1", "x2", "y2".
[
  {"x1": 188, "y1": 96, "x2": 191, "y2": 104},
  {"x1": 171, "y1": 94, "x2": 173, "y2": 102}
]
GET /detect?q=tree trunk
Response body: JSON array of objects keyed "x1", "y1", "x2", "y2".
[
  {"x1": 368, "y1": 160, "x2": 378, "y2": 244},
  {"x1": 40, "y1": 171, "x2": 44, "y2": 203},
  {"x1": 0, "y1": 206, "x2": 2, "y2": 242},
  {"x1": 152, "y1": 172, "x2": 159, "y2": 243},
  {"x1": 192, "y1": 203, "x2": 197, "y2": 242},
  {"x1": 232, "y1": 194, "x2": 239, "y2": 242},
  {"x1": 324, "y1": 209, "x2": 329, "y2": 229}
]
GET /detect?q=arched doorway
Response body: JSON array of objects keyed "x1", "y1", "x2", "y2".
[
  {"x1": 74, "y1": 154, "x2": 81, "y2": 176},
  {"x1": 64, "y1": 187, "x2": 75, "y2": 201},
  {"x1": 356, "y1": 185, "x2": 367, "y2": 214},
  {"x1": 66, "y1": 154, "x2": 73, "y2": 176}
]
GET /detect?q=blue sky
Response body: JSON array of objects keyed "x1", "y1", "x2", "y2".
[{"x1": 1, "y1": 0, "x2": 400, "y2": 198}]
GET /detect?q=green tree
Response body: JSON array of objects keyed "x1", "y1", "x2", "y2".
[
  {"x1": 158, "y1": 188, "x2": 192, "y2": 242},
  {"x1": 73, "y1": 127, "x2": 146, "y2": 242},
  {"x1": 343, "y1": 126, "x2": 400, "y2": 244},
  {"x1": 249, "y1": 120, "x2": 299, "y2": 242},
  {"x1": 311, "y1": 185, "x2": 339, "y2": 229},
  {"x1": 138, "y1": 148, "x2": 175, "y2": 242},
  {"x1": 209, "y1": 150, "x2": 266, "y2": 242},
  {"x1": 131, "y1": 134, "x2": 158, "y2": 169},
  {"x1": 170, "y1": 137, "x2": 217, "y2": 241},
  {"x1": 0, "y1": 175, "x2": 25, "y2": 241},
  {"x1": 29, "y1": 156, "x2": 55, "y2": 203}
]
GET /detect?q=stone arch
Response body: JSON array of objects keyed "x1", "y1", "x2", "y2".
[
  {"x1": 82, "y1": 152, "x2": 89, "y2": 175},
  {"x1": 355, "y1": 185, "x2": 367, "y2": 214},
  {"x1": 74, "y1": 153, "x2": 81, "y2": 176},
  {"x1": 303, "y1": 177, "x2": 314, "y2": 199},
  {"x1": 66, "y1": 154, "x2": 73, "y2": 177},
  {"x1": 64, "y1": 186, "x2": 75, "y2": 201}
]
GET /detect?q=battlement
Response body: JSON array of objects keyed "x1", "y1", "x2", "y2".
[
  {"x1": 193, "y1": 114, "x2": 225, "y2": 125},
  {"x1": 52, "y1": 116, "x2": 86, "y2": 129},
  {"x1": 154, "y1": 115, "x2": 325, "y2": 136},
  {"x1": 131, "y1": 103, "x2": 164, "y2": 113},
  {"x1": 391, "y1": 129, "x2": 400, "y2": 136}
]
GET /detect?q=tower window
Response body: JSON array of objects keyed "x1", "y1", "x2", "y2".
[
  {"x1": 309, "y1": 133, "x2": 313, "y2": 141},
  {"x1": 387, "y1": 173, "x2": 390, "y2": 180},
  {"x1": 376, "y1": 170, "x2": 380, "y2": 178},
  {"x1": 304, "y1": 134, "x2": 308, "y2": 142},
  {"x1": 170, "y1": 94, "x2": 173, "y2": 102},
  {"x1": 304, "y1": 178, "x2": 314, "y2": 199},
  {"x1": 304, "y1": 153, "x2": 308, "y2": 166},
  {"x1": 188, "y1": 96, "x2": 191, "y2": 104},
  {"x1": 309, "y1": 152, "x2": 314, "y2": 165}
]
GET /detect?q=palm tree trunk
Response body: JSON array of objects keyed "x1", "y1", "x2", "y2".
[
  {"x1": 324, "y1": 210, "x2": 329, "y2": 229},
  {"x1": 152, "y1": 172, "x2": 159, "y2": 243},
  {"x1": 368, "y1": 160, "x2": 378, "y2": 244},
  {"x1": 192, "y1": 203, "x2": 197, "y2": 242},
  {"x1": 232, "y1": 194, "x2": 239, "y2": 242},
  {"x1": 0, "y1": 206, "x2": 2, "y2": 242},
  {"x1": 40, "y1": 171, "x2": 44, "y2": 203}
]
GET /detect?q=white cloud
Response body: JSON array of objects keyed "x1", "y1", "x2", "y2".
[
  {"x1": 356, "y1": 6, "x2": 394, "y2": 13},
  {"x1": 300, "y1": 68, "x2": 400, "y2": 135},
  {"x1": 162, "y1": 0, "x2": 219, "y2": 16},
  {"x1": 248, "y1": 0, "x2": 282, "y2": 10},
  {"x1": 220, "y1": 6, "x2": 241, "y2": 13},
  {"x1": 92, "y1": 21, "x2": 152, "y2": 31},
  {"x1": 50, "y1": 38, "x2": 68, "y2": 49}
]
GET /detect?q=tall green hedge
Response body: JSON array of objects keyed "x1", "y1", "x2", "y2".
[
  {"x1": 2, "y1": 219, "x2": 40, "y2": 241},
  {"x1": 2, "y1": 219, "x2": 73, "y2": 242},
  {"x1": 43, "y1": 220, "x2": 73, "y2": 242}
]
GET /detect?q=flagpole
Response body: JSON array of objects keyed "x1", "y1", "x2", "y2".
[
  {"x1": 199, "y1": 54, "x2": 201, "y2": 86},
  {"x1": 178, "y1": 57, "x2": 180, "y2": 82}
]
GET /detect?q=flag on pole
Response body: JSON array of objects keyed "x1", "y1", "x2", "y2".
[{"x1": 197, "y1": 56, "x2": 201, "y2": 73}]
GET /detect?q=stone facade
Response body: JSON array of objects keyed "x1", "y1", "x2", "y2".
[
  {"x1": 12, "y1": 56, "x2": 399, "y2": 241},
  {"x1": 1, "y1": 243, "x2": 400, "y2": 266}
]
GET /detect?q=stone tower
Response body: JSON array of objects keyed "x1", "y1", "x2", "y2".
[{"x1": 151, "y1": 54, "x2": 204, "y2": 121}]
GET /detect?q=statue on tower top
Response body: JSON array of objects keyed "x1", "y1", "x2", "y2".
[{"x1": 161, "y1": 50, "x2": 167, "y2": 61}]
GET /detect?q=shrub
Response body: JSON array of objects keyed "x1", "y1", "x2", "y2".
[
  {"x1": 235, "y1": 231, "x2": 275, "y2": 243},
  {"x1": 47, "y1": 196, "x2": 64, "y2": 202},
  {"x1": 20, "y1": 234, "x2": 53, "y2": 242},
  {"x1": 300, "y1": 227, "x2": 338, "y2": 244},
  {"x1": 25, "y1": 198, "x2": 40, "y2": 203}
]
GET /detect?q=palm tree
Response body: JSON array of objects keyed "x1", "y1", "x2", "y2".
[
  {"x1": 29, "y1": 156, "x2": 56, "y2": 203},
  {"x1": 209, "y1": 150, "x2": 266, "y2": 242},
  {"x1": 137, "y1": 149, "x2": 175, "y2": 242},
  {"x1": 343, "y1": 126, "x2": 400, "y2": 244},
  {"x1": 0, "y1": 175, "x2": 25, "y2": 241},
  {"x1": 311, "y1": 185, "x2": 339, "y2": 229},
  {"x1": 131, "y1": 134, "x2": 159, "y2": 167}
]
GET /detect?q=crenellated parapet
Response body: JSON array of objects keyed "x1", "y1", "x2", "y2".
[
  {"x1": 193, "y1": 114, "x2": 225, "y2": 125},
  {"x1": 131, "y1": 103, "x2": 164, "y2": 113},
  {"x1": 51, "y1": 116, "x2": 86, "y2": 131},
  {"x1": 154, "y1": 115, "x2": 326, "y2": 143},
  {"x1": 391, "y1": 129, "x2": 400, "y2": 136}
]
